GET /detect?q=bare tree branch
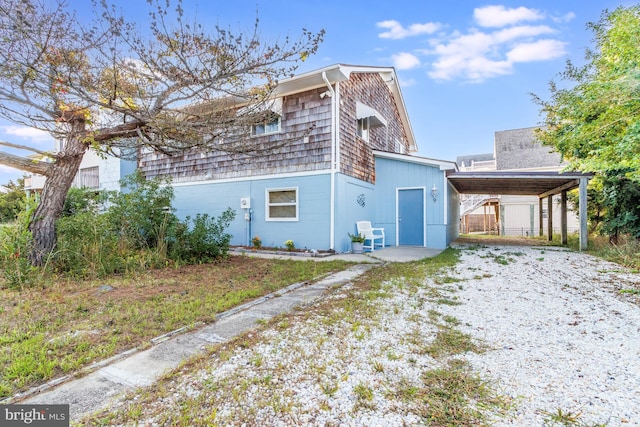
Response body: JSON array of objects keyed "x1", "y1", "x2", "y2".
[
  {"x1": 0, "y1": 151, "x2": 52, "y2": 175},
  {"x1": 0, "y1": 140, "x2": 56, "y2": 157},
  {"x1": 0, "y1": 0, "x2": 324, "y2": 264}
]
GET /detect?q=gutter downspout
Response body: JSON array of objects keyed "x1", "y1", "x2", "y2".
[{"x1": 322, "y1": 71, "x2": 336, "y2": 251}]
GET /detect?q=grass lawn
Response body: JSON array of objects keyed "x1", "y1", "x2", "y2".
[{"x1": 0, "y1": 255, "x2": 351, "y2": 399}]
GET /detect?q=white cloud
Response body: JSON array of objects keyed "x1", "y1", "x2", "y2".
[
  {"x1": 493, "y1": 25, "x2": 555, "y2": 43},
  {"x1": 429, "y1": 47, "x2": 512, "y2": 82},
  {"x1": 377, "y1": 20, "x2": 442, "y2": 39},
  {"x1": 392, "y1": 52, "x2": 421, "y2": 70},
  {"x1": 423, "y1": 23, "x2": 566, "y2": 82},
  {"x1": 2, "y1": 126, "x2": 53, "y2": 143},
  {"x1": 506, "y1": 39, "x2": 567, "y2": 62},
  {"x1": 552, "y1": 12, "x2": 576, "y2": 24},
  {"x1": 378, "y1": 6, "x2": 569, "y2": 83},
  {"x1": 474, "y1": 5, "x2": 545, "y2": 28}
]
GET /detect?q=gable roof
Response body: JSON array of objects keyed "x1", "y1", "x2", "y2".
[{"x1": 276, "y1": 64, "x2": 417, "y2": 152}]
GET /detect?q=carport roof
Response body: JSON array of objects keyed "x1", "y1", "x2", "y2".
[{"x1": 446, "y1": 171, "x2": 594, "y2": 197}]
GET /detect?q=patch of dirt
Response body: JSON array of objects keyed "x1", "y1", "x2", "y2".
[
  {"x1": 62, "y1": 256, "x2": 288, "y2": 303},
  {"x1": 455, "y1": 236, "x2": 554, "y2": 247}
]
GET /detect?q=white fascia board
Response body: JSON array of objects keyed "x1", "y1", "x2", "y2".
[
  {"x1": 170, "y1": 169, "x2": 332, "y2": 187},
  {"x1": 374, "y1": 150, "x2": 458, "y2": 171}
]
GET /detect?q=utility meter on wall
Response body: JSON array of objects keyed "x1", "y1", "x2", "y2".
[{"x1": 240, "y1": 197, "x2": 251, "y2": 209}]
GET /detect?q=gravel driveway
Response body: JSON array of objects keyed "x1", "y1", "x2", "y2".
[
  {"x1": 100, "y1": 244, "x2": 640, "y2": 426},
  {"x1": 441, "y1": 244, "x2": 640, "y2": 426}
]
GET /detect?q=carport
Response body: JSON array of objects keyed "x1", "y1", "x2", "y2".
[{"x1": 446, "y1": 171, "x2": 594, "y2": 250}]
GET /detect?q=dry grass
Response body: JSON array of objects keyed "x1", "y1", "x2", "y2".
[{"x1": 0, "y1": 256, "x2": 350, "y2": 399}]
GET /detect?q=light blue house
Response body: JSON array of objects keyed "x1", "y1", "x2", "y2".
[{"x1": 140, "y1": 64, "x2": 459, "y2": 252}]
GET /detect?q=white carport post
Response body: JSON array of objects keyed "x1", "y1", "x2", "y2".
[{"x1": 579, "y1": 177, "x2": 589, "y2": 251}]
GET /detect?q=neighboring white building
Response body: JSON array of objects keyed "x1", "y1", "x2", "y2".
[
  {"x1": 24, "y1": 139, "x2": 137, "y2": 195},
  {"x1": 458, "y1": 127, "x2": 580, "y2": 237}
]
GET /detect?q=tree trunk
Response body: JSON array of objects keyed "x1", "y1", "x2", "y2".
[{"x1": 28, "y1": 127, "x2": 88, "y2": 266}]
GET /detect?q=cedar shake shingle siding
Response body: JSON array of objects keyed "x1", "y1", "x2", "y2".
[
  {"x1": 139, "y1": 70, "x2": 410, "y2": 184},
  {"x1": 339, "y1": 73, "x2": 410, "y2": 183},
  {"x1": 495, "y1": 127, "x2": 563, "y2": 170},
  {"x1": 140, "y1": 88, "x2": 332, "y2": 182}
]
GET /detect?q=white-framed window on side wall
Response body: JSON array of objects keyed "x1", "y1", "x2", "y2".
[
  {"x1": 266, "y1": 187, "x2": 298, "y2": 221},
  {"x1": 357, "y1": 117, "x2": 370, "y2": 142},
  {"x1": 251, "y1": 113, "x2": 281, "y2": 136},
  {"x1": 356, "y1": 102, "x2": 387, "y2": 144},
  {"x1": 73, "y1": 166, "x2": 99, "y2": 189}
]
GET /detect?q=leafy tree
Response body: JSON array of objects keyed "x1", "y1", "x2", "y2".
[
  {"x1": 534, "y1": 6, "x2": 640, "y2": 180},
  {"x1": 533, "y1": 6, "x2": 640, "y2": 240},
  {"x1": 0, "y1": 178, "x2": 26, "y2": 223},
  {"x1": 0, "y1": 0, "x2": 323, "y2": 265},
  {"x1": 599, "y1": 169, "x2": 640, "y2": 243},
  {"x1": 566, "y1": 182, "x2": 606, "y2": 234}
]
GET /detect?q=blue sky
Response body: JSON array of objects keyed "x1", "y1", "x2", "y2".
[{"x1": 0, "y1": 0, "x2": 629, "y2": 184}]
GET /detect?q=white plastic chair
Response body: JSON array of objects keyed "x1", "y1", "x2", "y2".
[{"x1": 356, "y1": 221, "x2": 385, "y2": 251}]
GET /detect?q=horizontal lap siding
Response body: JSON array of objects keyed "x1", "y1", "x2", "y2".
[
  {"x1": 172, "y1": 174, "x2": 332, "y2": 250},
  {"x1": 139, "y1": 88, "x2": 332, "y2": 183},
  {"x1": 375, "y1": 157, "x2": 449, "y2": 249},
  {"x1": 335, "y1": 174, "x2": 376, "y2": 253}
]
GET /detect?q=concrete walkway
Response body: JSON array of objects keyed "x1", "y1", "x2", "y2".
[
  {"x1": 233, "y1": 245, "x2": 443, "y2": 263},
  {"x1": 17, "y1": 246, "x2": 440, "y2": 421}
]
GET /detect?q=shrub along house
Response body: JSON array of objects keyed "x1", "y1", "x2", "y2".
[{"x1": 140, "y1": 64, "x2": 459, "y2": 252}]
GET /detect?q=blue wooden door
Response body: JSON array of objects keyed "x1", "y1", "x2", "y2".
[{"x1": 398, "y1": 189, "x2": 424, "y2": 246}]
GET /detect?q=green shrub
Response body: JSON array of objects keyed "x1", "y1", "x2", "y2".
[
  {"x1": 54, "y1": 212, "x2": 123, "y2": 277},
  {"x1": 62, "y1": 187, "x2": 105, "y2": 217},
  {"x1": 170, "y1": 209, "x2": 236, "y2": 263},
  {"x1": 0, "y1": 178, "x2": 26, "y2": 223},
  {"x1": 0, "y1": 200, "x2": 39, "y2": 289},
  {"x1": 106, "y1": 172, "x2": 177, "y2": 250}
]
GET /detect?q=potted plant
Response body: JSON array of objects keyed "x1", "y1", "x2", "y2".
[{"x1": 348, "y1": 232, "x2": 365, "y2": 253}]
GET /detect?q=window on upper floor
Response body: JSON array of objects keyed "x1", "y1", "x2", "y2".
[
  {"x1": 357, "y1": 117, "x2": 370, "y2": 142},
  {"x1": 266, "y1": 187, "x2": 298, "y2": 221},
  {"x1": 246, "y1": 97, "x2": 283, "y2": 137},
  {"x1": 355, "y1": 102, "x2": 387, "y2": 143},
  {"x1": 252, "y1": 113, "x2": 281, "y2": 136}
]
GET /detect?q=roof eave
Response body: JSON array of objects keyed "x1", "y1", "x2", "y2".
[{"x1": 276, "y1": 65, "x2": 418, "y2": 152}]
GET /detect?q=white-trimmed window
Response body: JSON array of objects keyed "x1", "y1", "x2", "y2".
[
  {"x1": 248, "y1": 97, "x2": 283, "y2": 136},
  {"x1": 73, "y1": 166, "x2": 99, "y2": 189},
  {"x1": 252, "y1": 114, "x2": 281, "y2": 136},
  {"x1": 356, "y1": 102, "x2": 387, "y2": 143},
  {"x1": 357, "y1": 117, "x2": 370, "y2": 142},
  {"x1": 266, "y1": 187, "x2": 298, "y2": 221}
]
